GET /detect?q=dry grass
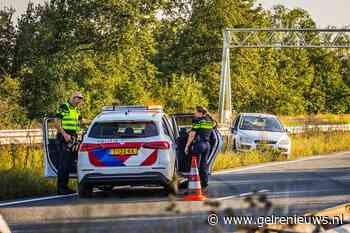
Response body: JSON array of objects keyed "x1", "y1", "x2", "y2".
[
  {"x1": 279, "y1": 114, "x2": 350, "y2": 127},
  {"x1": 213, "y1": 150, "x2": 285, "y2": 171},
  {"x1": 290, "y1": 131, "x2": 350, "y2": 159},
  {"x1": 0, "y1": 144, "x2": 66, "y2": 200},
  {"x1": 213, "y1": 131, "x2": 350, "y2": 171},
  {"x1": 0, "y1": 144, "x2": 44, "y2": 171}
]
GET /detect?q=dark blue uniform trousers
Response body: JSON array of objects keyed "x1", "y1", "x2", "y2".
[{"x1": 191, "y1": 140, "x2": 210, "y2": 188}]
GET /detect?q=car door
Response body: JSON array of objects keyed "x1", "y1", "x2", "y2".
[
  {"x1": 171, "y1": 114, "x2": 223, "y2": 174},
  {"x1": 231, "y1": 114, "x2": 241, "y2": 150},
  {"x1": 161, "y1": 116, "x2": 178, "y2": 169},
  {"x1": 42, "y1": 117, "x2": 77, "y2": 177}
]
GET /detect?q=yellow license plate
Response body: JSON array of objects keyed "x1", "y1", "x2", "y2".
[
  {"x1": 257, "y1": 144, "x2": 273, "y2": 149},
  {"x1": 111, "y1": 148, "x2": 138, "y2": 156}
]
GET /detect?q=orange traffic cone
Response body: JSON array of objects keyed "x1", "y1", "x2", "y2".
[{"x1": 183, "y1": 156, "x2": 206, "y2": 201}]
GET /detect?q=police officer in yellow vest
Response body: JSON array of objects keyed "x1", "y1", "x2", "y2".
[{"x1": 54, "y1": 91, "x2": 83, "y2": 195}]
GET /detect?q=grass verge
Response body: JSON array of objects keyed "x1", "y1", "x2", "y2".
[{"x1": 0, "y1": 169, "x2": 56, "y2": 200}]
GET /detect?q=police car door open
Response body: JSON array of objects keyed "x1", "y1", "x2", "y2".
[
  {"x1": 43, "y1": 117, "x2": 77, "y2": 177},
  {"x1": 171, "y1": 114, "x2": 223, "y2": 174}
]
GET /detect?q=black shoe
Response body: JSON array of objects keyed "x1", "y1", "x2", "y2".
[{"x1": 57, "y1": 188, "x2": 75, "y2": 195}]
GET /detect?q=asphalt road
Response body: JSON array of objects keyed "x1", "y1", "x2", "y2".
[{"x1": 2, "y1": 152, "x2": 350, "y2": 233}]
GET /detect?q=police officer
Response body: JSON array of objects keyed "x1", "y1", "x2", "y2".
[
  {"x1": 54, "y1": 91, "x2": 83, "y2": 195},
  {"x1": 184, "y1": 106, "x2": 216, "y2": 192}
]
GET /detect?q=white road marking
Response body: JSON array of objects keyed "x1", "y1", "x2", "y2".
[
  {"x1": 258, "y1": 189, "x2": 270, "y2": 193},
  {"x1": 0, "y1": 193, "x2": 77, "y2": 208},
  {"x1": 213, "y1": 189, "x2": 269, "y2": 201},
  {"x1": 210, "y1": 176, "x2": 350, "y2": 185},
  {"x1": 239, "y1": 192, "x2": 253, "y2": 197},
  {"x1": 212, "y1": 152, "x2": 349, "y2": 176},
  {"x1": 212, "y1": 187, "x2": 348, "y2": 201}
]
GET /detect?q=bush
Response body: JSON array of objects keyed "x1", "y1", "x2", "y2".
[
  {"x1": 160, "y1": 74, "x2": 209, "y2": 113},
  {"x1": 0, "y1": 169, "x2": 56, "y2": 200},
  {"x1": 0, "y1": 144, "x2": 55, "y2": 201}
]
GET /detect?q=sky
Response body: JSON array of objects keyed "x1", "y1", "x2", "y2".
[
  {"x1": 256, "y1": 0, "x2": 350, "y2": 28},
  {"x1": 0, "y1": 0, "x2": 43, "y2": 22},
  {"x1": 1, "y1": 0, "x2": 349, "y2": 28}
]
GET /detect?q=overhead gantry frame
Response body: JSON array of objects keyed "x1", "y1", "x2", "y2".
[{"x1": 218, "y1": 28, "x2": 350, "y2": 125}]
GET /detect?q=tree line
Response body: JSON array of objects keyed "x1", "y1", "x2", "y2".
[{"x1": 0, "y1": 0, "x2": 349, "y2": 128}]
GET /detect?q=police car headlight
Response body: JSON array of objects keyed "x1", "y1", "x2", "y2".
[
  {"x1": 279, "y1": 139, "x2": 290, "y2": 146},
  {"x1": 240, "y1": 136, "x2": 252, "y2": 144}
]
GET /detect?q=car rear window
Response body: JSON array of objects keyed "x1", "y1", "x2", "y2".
[
  {"x1": 88, "y1": 121, "x2": 158, "y2": 139},
  {"x1": 173, "y1": 115, "x2": 194, "y2": 130}
]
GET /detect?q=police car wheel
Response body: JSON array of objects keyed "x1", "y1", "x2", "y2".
[{"x1": 78, "y1": 183, "x2": 93, "y2": 198}]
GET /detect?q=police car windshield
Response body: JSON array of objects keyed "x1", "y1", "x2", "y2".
[
  {"x1": 89, "y1": 121, "x2": 158, "y2": 139},
  {"x1": 240, "y1": 116, "x2": 284, "y2": 132}
]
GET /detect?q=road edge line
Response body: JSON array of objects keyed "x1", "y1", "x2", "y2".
[
  {"x1": 212, "y1": 151, "x2": 350, "y2": 175},
  {"x1": 0, "y1": 193, "x2": 77, "y2": 208}
]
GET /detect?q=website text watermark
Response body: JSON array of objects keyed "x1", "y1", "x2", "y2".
[{"x1": 207, "y1": 213, "x2": 343, "y2": 228}]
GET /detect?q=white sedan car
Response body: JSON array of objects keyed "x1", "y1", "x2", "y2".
[{"x1": 231, "y1": 113, "x2": 291, "y2": 156}]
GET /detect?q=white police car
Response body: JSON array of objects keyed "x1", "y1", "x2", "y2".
[{"x1": 43, "y1": 106, "x2": 223, "y2": 198}]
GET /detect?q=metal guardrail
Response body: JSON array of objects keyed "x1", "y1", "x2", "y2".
[
  {"x1": 0, "y1": 129, "x2": 43, "y2": 145},
  {"x1": 0, "y1": 129, "x2": 56, "y2": 145},
  {"x1": 219, "y1": 124, "x2": 350, "y2": 136},
  {"x1": 288, "y1": 124, "x2": 350, "y2": 134},
  {"x1": 0, "y1": 124, "x2": 350, "y2": 145}
]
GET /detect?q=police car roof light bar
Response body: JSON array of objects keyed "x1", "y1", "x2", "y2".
[{"x1": 102, "y1": 105, "x2": 163, "y2": 112}]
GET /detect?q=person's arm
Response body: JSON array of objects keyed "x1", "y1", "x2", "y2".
[
  {"x1": 54, "y1": 118, "x2": 71, "y2": 142},
  {"x1": 185, "y1": 117, "x2": 201, "y2": 154},
  {"x1": 55, "y1": 104, "x2": 71, "y2": 142},
  {"x1": 184, "y1": 130, "x2": 196, "y2": 155}
]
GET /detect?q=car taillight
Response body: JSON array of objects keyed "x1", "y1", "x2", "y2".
[
  {"x1": 142, "y1": 141, "x2": 170, "y2": 150},
  {"x1": 80, "y1": 143, "x2": 102, "y2": 152}
]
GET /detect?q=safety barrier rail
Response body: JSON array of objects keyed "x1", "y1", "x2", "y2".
[{"x1": 0, "y1": 124, "x2": 350, "y2": 145}]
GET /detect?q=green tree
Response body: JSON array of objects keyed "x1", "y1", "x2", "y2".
[
  {"x1": 15, "y1": 0, "x2": 162, "y2": 120},
  {"x1": 0, "y1": 75, "x2": 27, "y2": 128},
  {"x1": 0, "y1": 8, "x2": 16, "y2": 76},
  {"x1": 160, "y1": 73, "x2": 208, "y2": 113},
  {"x1": 157, "y1": 0, "x2": 270, "y2": 111}
]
